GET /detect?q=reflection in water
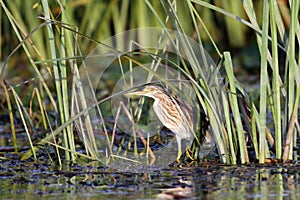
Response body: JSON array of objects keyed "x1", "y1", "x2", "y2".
[
  {"x1": 193, "y1": 166, "x2": 299, "y2": 199},
  {"x1": 0, "y1": 157, "x2": 300, "y2": 199}
]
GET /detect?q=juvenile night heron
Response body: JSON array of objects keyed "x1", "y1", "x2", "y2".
[{"x1": 125, "y1": 84, "x2": 198, "y2": 161}]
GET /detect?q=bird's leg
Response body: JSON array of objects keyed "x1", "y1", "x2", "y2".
[{"x1": 176, "y1": 136, "x2": 182, "y2": 162}]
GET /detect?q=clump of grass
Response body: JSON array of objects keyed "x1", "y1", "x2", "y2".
[
  {"x1": 0, "y1": 0, "x2": 298, "y2": 166},
  {"x1": 185, "y1": 0, "x2": 299, "y2": 164}
]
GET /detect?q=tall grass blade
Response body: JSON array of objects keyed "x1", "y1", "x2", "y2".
[
  {"x1": 59, "y1": 0, "x2": 77, "y2": 161},
  {"x1": 285, "y1": 0, "x2": 299, "y2": 160},
  {"x1": 270, "y1": 0, "x2": 282, "y2": 159},
  {"x1": 258, "y1": 0, "x2": 269, "y2": 164},
  {"x1": 221, "y1": 91, "x2": 236, "y2": 164},
  {"x1": 224, "y1": 52, "x2": 249, "y2": 164},
  {"x1": 283, "y1": 86, "x2": 300, "y2": 161},
  {"x1": 1, "y1": 82, "x2": 18, "y2": 152},
  {"x1": 8, "y1": 83, "x2": 36, "y2": 160}
]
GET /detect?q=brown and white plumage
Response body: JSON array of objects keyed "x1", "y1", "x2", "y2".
[{"x1": 126, "y1": 85, "x2": 196, "y2": 160}]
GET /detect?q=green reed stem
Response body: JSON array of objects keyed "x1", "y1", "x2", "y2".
[
  {"x1": 258, "y1": 0, "x2": 269, "y2": 164},
  {"x1": 224, "y1": 52, "x2": 249, "y2": 164},
  {"x1": 270, "y1": 0, "x2": 281, "y2": 159}
]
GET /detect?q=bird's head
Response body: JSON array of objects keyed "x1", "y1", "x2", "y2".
[{"x1": 124, "y1": 85, "x2": 167, "y2": 100}]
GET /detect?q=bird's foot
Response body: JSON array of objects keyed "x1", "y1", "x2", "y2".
[{"x1": 185, "y1": 146, "x2": 195, "y2": 161}]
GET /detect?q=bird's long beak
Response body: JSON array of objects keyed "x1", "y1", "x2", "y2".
[{"x1": 124, "y1": 89, "x2": 146, "y2": 97}]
